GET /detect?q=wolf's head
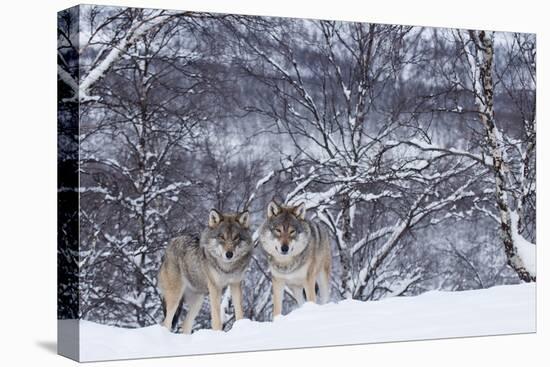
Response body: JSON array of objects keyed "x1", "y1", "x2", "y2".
[
  {"x1": 202, "y1": 209, "x2": 253, "y2": 263},
  {"x1": 260, "y1": 200, "x2": 310, "y2": 258}
]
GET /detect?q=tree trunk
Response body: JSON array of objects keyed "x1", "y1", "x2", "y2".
[
  {"x1": 339, "y1": 194, "x2": 353, "y2": 298},
  {"x1": 470, "y1": 31, "x2": 535, "y2": 282}
]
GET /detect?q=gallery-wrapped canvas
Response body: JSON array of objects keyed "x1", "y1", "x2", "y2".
[{"x1": 57, "y1": 4, "x2": 536, "y2": 362}]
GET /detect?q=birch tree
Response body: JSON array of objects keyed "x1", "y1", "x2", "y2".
[
  {"x1": 230, "y1": 18, "x2": 493, "y2": 300},
  {"x1": 57, "y1": 5, "x2": 221, "y2": 103},
  {"x1": 59, "y1": 7, "x2": 536, "y2": 327},
  {"x1": 454, "y1": 30, "x2": 535, "y2": 282},
  {"x1": 77, "y1": 13, "x2": 221, "y2": 325}
]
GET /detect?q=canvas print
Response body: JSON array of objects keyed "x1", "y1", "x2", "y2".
[{"x1": 57, "y1": 4, "x2": 536, "y2": 362}]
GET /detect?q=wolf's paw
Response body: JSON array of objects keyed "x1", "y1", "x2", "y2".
[{"x1": 180, "y1": 326, "x2": 192, "y2": 334}]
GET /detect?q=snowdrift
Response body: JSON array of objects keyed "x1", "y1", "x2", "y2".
[{"x1": 67, "y1": 283, "x2": 535, "y2": 361}]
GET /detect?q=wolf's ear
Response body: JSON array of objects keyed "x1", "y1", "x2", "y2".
[
  {"x1": 267, "y1": 200, "x2": 281, "y2": 218},
  {"x1": 237, "y1": 210, "x2": 250, "y2": 228},
  {"x1": 293, "y1": 202, "x2": 306, "y2": 220},
  {"x1": 208, "y1": 209, "x2": 222, "y2": 228}
]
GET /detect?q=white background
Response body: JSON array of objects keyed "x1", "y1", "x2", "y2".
[{"x1": 0, "y1": 0, "x2": 546, "y2": 365}]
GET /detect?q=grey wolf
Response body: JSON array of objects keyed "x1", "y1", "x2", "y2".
[
  {"x1": 158, "y1": 209, "x2": 253, "y2": 333},
  {"x1": 258, "y1": 200, "x2": 331, "y2": 317}
]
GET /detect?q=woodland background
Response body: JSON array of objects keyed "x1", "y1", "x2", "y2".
[{"x1": 57, "y1": 5, "x2": 536, "y2": 331}]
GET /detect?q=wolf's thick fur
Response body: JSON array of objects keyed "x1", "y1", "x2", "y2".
[
  {"x1": 158, "y1": 210, "x2": 253, "y2": 333},
  {"x1": 259, "y1": 201, "x2": 331, "y2": 318}
]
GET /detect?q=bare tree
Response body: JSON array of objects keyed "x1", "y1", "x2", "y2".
[
  {"x1": 452, "y1": 30, "x2": 535, "y2": 282},
  {"x1": 228, "y1": 18, "x2": 498, "y2": 300},
  {"x1": 59, "y1": 6, "x2": 536, "y2": 328}
]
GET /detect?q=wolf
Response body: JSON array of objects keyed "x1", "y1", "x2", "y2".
[
  {"x1": 259, "y1": 200, "x2": 331, "y2": 317},
  {"x1": 158, "y1": 209, "x2": 253, "y2": 333}
]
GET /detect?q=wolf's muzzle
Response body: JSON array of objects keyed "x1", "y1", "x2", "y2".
[{"x1": 281, "y1": 244, "x2": 289, "y2": 254}]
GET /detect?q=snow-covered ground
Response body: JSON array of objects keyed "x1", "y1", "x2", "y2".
[{"x1": 69, "y1": 283, "x2": 535, "y2": 362}]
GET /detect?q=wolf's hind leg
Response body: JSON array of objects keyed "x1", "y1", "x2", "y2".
[
  {"x1": 181, "y1": 292, "x2": 204, "y2": 334},
  {"x1": 317, "y1": 268, "x2": 330, "y2": 304},
  {"x1": 290, "y1": 286, "x2": 305, "y2": 306},
  {"x1": 159, "y1": 265, "x2": 185, "y2": 330}
]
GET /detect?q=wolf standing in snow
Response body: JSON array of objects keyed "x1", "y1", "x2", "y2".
[
  {"x1": 158, "y1": 209, "x2": 253, "y2": 333},
  {"x1": 259, "y1": 200, "x2": 332, "y2": 318}
]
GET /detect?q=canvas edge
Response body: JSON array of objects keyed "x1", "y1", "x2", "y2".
[{"x1": 57, "y1": 4, "x2": 82, "y2": 362}]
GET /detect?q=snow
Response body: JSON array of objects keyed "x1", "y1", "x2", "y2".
[
  {"x1": 513, "y1": 235, "x2": 536, "y2": 275},
  {"x1": 77, "y1": 11, "x2": 174, "y2": 102},
  {"x1": 510, "y1": 211, "x2": 536, "y2": 275},
  {"x1": 290, "y1": 185, "x2": 342, "y2": 209},
  {"x1": 452, "y1": 105, "x2": 463, "y2": 113},
  {"x1": 255, "y1": 170, "x2": 275, "y2": 190},
  {"x1": 343, "y1": 85, "x2": 351, "y2": 100},
  {"x1": 404, "y1": 138, "x2": 492, "y2": 166},
  {"x1": 351, "y1": 190, "x2": 400, "y2": 202},
  {"x1": 71, "y1": 283, "x2": 535, "y2": 362}
]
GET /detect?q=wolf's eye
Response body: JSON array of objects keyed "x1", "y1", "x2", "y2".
[
  {"x1": 232, "y1": 235, "x2": 240, "y2": 242},
  {"x1": 289, "y1": 229, "x2": 296, "y2": 236},
  {"x1": 273, "y1": 228, "x2": 281, "y2": 235},
  {"x1": 218, "y1": 234, "x2": 224, "y2": 240}
]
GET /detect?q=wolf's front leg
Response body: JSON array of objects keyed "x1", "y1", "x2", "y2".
[
  {"x1": 304, "y1": 276, "x2": 317, "y2": 303},
  {"x1": 290, "y1": 286, "x2": 305, "y2": 306},
  {"x1": 207, "y1": 280, "x2": 223, "y2": 331},
  {"x1": 230, "y1": 282, "x2": 244, "y2": 320},
  {"x1": 272, "y1": 277, "x2": 285, "y2": 318}
]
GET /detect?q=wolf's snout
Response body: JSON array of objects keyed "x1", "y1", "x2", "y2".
[
  {"x1": 281, "y1": 244, "x2": 289, "y2": 254},
  {"x1": 225, "y1": 251, "x2": 234, "y2": 259}
]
